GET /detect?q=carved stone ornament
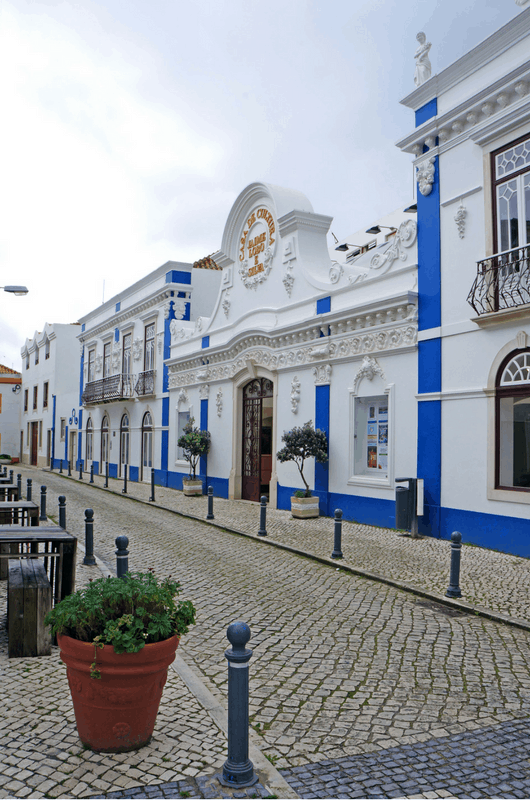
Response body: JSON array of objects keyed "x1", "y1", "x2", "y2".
[
  {"x1": 309, "y1": 343, "x2": 331, "y2": 360},
  {"x1": 516, "y1": 330, "x2": 528, "y2": 349},
  {"x1": 132, "y1": 338, "x2": 143, "y2": 361},
  {"x1": 353, "y1": 356, "x2": 385, "y2": 392},
  {"x1": 515, "y1": 81, "x2": 528, "y2": 98},
  {"x1": 496, "y1": 93, "x2": 509, "y2": 109},
  {"x1": 466, "y1": 112, "x2": 477, "y2": 126},
  {"x1": 199, "y1": 384, "x2": 210, "y2": 399},
  {"x1": 283, "y1": 239, "x2": 296, "y2": 265},
  {"x1": 111, "y1": 343, "x2": 121, "y2": 371},
  {"x1": 173, "y1": 300, "x2": 187, "y2": 320},
  {"x1": 438, "y1": 129, "x2": 449, "y2": 144},
  {"x1": 424, "y1": 134, "x2": 436, "y2": 150},
  {"x1": 177, "y1": 388, "x2": 189, "y2": 406},
  {"x1": 283, "y1": 269, "x2": 295, "y2": 297},
  {"x1": 238, "y1": 206, "x2": 277, "y2": 289},
  {"x1": 411, "y1": 143, "x2": 423, "y2": 157},
  {"x1": 222, "y1": 291, "x2": 231, "y2": 319},
  {"x1": 313, "y1": 364, "x2": 332, "y2": 385},
  {"x1": 163, "y1": 302, "x2": 171, "y2": 319},
  {"x1": 454, "y1": 200, "x2": 467, "y2": 239},
  {"x1": 416, "y1": 157, "x2": 435, "y2": 196},
  {"x1": 216, "y1": 388, "x2": 223, "y2": 417},
  {"x1": 290, "y1": 376, "x2": 301, "y2": 413},
  {"x1": 157, "y1": 333, "x2": 164, "y2": 353},
  {"x1": 370, "y1": 220, "x2": 417, "y2": 272},
  {"x1": 482, "y1": 102, "x2": 494, "y2": 117},
  {"x1": 95, "y1": 354, "x2": 103, "y2": 374},
  {"x1": 451, "y1": 120, "x2": 463, "y2": 135},
  {"x1": 329, "y1": 264, "x2": 343, "y2": 284},
  {"x1": 414, "y1": 32, "x2": 432, "y2": 87}
]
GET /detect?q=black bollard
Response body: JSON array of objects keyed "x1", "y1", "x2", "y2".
[
  {"x1": 17, "y1": 474, "x2": 21, "y2": 499},
  {"x1": 331, "y1": 508, "x2": 344, "y2": 559},
  {"x1": 445, "y1": 531, "x2": 463, "y2": 598},
  {"x1": 115, "y1": 535, "x2": 129, "y2": 578},
  {"x1": 58, "y1": 495, "x2": 66, "y2": 529},
  {"x1": 257, "y1": 495, "x2": 267, "y2": 536},
  {"x1": 206, "y1": 486, "x2": 214, "y2": 520},
  {"x1": 219, "y1": 622, "x2": 258, "y2": 788},
  {"x1": 9, "y1": 469, "x2": 13, "y2": 484},
  {"x1": 105, "y1": 461, "x2": 109, "y2": 489},
  {"x1": 68, "y1": 460, "x2": 71, "y2": 477},
  {"x1": 83, "y1": 509, "x2": 96, "y2": 566},
  {"x1": 59, "y1": 460, "x2": 63, "y2": 474},
  {"x1": 39, "y1": 485, "x2": 47, "y2": 522},
  {"x1": 26, "y1": 478, "x2": 32, "y2": 501},
  {"x1": 122, "y1": 464, "x2": 127, "y2": 494},
  {"x1": 149, "y1": 468, "x2": 155, "y2": 502},
  {"x1": 90, "y1": 463, "x2": 94, "y2": 484},
  {"x1": 78, "y1": 461, "x2": 82, "y2": 480}
]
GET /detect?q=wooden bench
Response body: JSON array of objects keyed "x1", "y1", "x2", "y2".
[{"x1": 8, "y1": 558, "x2": 52, "y2": 658}]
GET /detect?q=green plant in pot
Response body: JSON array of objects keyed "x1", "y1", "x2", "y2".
[
  {"x1": 45, "y1": 570, "x2": 196, "y2": 753},
  {"x1": 276, "y1": 420, "x2": 328, "y2": 518},
  {"x1": 177, "y1": 417, "x2": 211, "y2": 495}
]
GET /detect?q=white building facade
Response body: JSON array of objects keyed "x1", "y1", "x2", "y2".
[
  {"x1": 166, "y1": 183, "x2": 419, "y2": 524},
  {"x1": 20, "y1": 323, "x2": 80, "y2": 468},
  {"x1": 0, "y1": 365, "x2": 21, "y2": 458},
  {"x1": 77, "y1": 261, "x2": 221, "y2": 483},
  {"x1": 396, "y1": 4, "x2": 530, "y2": 554}
]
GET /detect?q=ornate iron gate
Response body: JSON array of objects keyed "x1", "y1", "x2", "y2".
[{"x1": 242, "y1": 378, "x2": 273, "y2": 501}]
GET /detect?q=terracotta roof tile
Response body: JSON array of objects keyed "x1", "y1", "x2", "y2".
[
  {"x1": 192, "y1": 255, "x2": 221, "y2": 270},
  {"x1": 0, "y1": 364, "x2": 20, "y2": 375}
]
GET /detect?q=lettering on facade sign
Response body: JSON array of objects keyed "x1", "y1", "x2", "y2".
[{"x1": 238, "y1": 206, "x2": 276, "y2": 289}]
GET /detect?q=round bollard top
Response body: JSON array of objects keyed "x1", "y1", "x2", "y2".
[
  {"x1": 260, "y1": 495, "x2": 267, "y2": 504},
  {"x1": 58, "y1": 495, "x2": 66, "y2": 503},
  {"x1": 85, "y1": 508, "x2": 94, "y2": 520},
  {"x1": 41, "y1": 485, "x2": 47, "y2": 491},
  {"x1": 227, "y1": 621, "x2": 251, "y2": 649},
  {"x1": 115, "y1": 535, "x2": 129, "y2": 550},
  {"x1": 451, "y1": 530, "x2": 462, "y2": 544},
  {"x1": 334, "y1": 508, "x2": 343, "y2": 519}
]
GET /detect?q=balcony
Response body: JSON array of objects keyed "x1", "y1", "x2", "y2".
[
  {"x1": 135, "y1": 370, "x2": 156, "y2": 396},
  {"x1": 468, "y1": 245, "x2": 530, "y2": 317},
  {"x1": 82, "y1": 373, "x2": 136, "y2": 405}
]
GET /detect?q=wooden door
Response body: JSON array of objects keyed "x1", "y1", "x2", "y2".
[
  {"x1": 241, "y1": 378, "x2": 273, "y2": 501},
  {"x1": 30, "y1": 422, "x2": 38, "y2": 466}
]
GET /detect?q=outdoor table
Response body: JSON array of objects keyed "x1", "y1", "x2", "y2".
[
  {"x1": 0, "y1": 501, "x2": 39, "y2": 527},
  {"x1": 0, "y1": 484, "x2": 19, "y2": 501},
  {"x1": 0, "y1": 475, "x2": 14, "y2": 484},
  {"x1": 0, "y1": 527, "x2": 76, "y2": 603}
]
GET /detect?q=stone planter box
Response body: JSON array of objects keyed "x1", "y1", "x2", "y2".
[
  {"x1": 183, "y1": 479, "x2": 203, "y2": 496},
  {"x1": 291, "y1": 495, "x2": 320, "y2": 519}
]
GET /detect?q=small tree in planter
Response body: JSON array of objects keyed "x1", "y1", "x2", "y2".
[
  {"x1": 276, "y1": 420, "x2": 328, "y2": 518},
  {"x1": 177, "y1": 417, "x2": 211, "y2": 495}
]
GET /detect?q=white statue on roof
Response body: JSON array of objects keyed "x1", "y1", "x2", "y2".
[{"x1": 414, "y1": 32, "x2": 432, "y2": 87}]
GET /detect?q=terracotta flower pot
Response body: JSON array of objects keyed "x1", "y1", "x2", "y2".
[{"x1": 58, "y1": 633, "x2": 180, "y2": 752}]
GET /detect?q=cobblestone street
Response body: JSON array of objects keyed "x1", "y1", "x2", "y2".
[{"x1": 3, "y1": 466, "x2": 530, "y2": 798}]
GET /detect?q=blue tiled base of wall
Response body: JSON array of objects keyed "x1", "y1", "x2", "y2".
[
  {"x1": 92, "y1": 461, "x2": 99, "y2": 476},
  {"x1": 129, "y1": 466, "x2": 139, "y2": 483},
  {"x1": 109, "y1": 463, "x2": 118, "y2": 479},
  {"x1": 277, "y1": 484, "x2": 395, "y2": 527},
  {"x1": 439, "y1": 506, "x2": 530, "y2": 558}
]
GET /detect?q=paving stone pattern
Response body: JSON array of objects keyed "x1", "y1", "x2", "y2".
[{"x1": 43, "y1": 466, "x2": 530, "y2": 624}]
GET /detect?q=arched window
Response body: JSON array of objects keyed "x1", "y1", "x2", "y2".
[
  {"x1": 120, "y1": 414, "x2": 130, "y2": 476},
  {"x1": 86, "y1": 418, "x2": 93, "y2": 462},
  {"x1": 496, "y1": 350, "x2": 530, "y2": 490},
  {"x1": 101, "y1": 415, "x2": 109, "y2": 468},
  {"x1": 141, "y1": 411, "x2": 153, "y2": 481}
]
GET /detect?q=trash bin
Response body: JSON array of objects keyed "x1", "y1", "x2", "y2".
[{"x1": 395, "y1": 477, "x2": 415, "y2": 531}]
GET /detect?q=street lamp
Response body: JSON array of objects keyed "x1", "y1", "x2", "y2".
[
  {"x1": 1, "y1": 286, "x2": 28, "y2": 296},
  {"x1": 365, "y1": 225, "x2": 397, "y2": 235}
]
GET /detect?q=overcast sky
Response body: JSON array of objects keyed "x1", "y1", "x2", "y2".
[{"x1": 0, "y1": 0, "x2": 521, "y2": 369}]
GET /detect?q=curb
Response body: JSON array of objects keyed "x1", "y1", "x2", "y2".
[{"x1": 44, "y1": 467, "x2": 530, "y2": 635}]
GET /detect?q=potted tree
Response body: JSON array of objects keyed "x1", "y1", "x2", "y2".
[
  {"x1": 177, "y1": 417, "x2": 211, "y2": 496},
  {"x1": 276, "y1": 420, "x2": 328, "y2": 518},
  {"x1": 45, "y1": 570, "x2": 195, "y2": 753}
]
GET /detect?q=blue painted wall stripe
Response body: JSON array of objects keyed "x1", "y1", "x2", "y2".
[
  {"x1": 415, "y1": 97, "x2": 437, "y2": 127},
  {"x1": 418, "y1": 339, "x2": 441, "y2": 394},
  {"x1": 79, "y1": 347, "x2": 84, "y2": 406},
  {"x1": 51, "y1": 395, "x2": 56, "y2": 464},
  {"x1": 161, "y1": 430, "x2": 169, "y2": 472},
  {"x1": 314, "y1": 384, "x2": 330, "y2": 514},
  {"x1": 162, "y1": 397, "x2": 169, "y2": 428},
  {"x1": 200, "y1": 398, "x2": 208, "y2": 486},
  {"x1": 166, "y1": 269, "x2": 191, "y2": 285},
  {"x1": 417, "y1": 156, "x2": 441, "y2": 331},
  {"x1": 316, "y1": 296, "x2": 331, "y2": 315}
]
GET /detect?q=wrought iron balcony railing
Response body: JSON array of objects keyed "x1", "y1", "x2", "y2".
[
  {"x1": 468, "y1": 245, "x2": 530, "y2": 316},
  {"x1": 135, "y1": 370, "x2": 156, "y2": 396},
  {"x1": 82, "y1": 373, "x2": 136, "y2": 405}
]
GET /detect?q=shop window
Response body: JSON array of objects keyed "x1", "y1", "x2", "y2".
[
  {"x1": 496, "y1": 350, "x2": 530, "y2": 491},
  {"x1": 353, "y1": 396, "x2": 389, "y2": 479}
]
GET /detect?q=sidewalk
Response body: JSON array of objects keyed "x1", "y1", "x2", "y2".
[{"x1": 42, "y1": 466, "x2": 530, "y2": 629}]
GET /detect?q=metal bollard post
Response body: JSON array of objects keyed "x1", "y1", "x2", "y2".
[
  {"x1": 78, "y1": 461, "x2": 82, "y2": 480},
  {"x1": 9, "y1": 469, "x2": 13, "y2": 484},
  {"x1": 26, "y1": 478, "x2": 32, "y2": 501},
  {"x1": 115, "y1": 535, "x2": 129, "y2": 578},
  {"x1": 90, "y1": 463, "x2": 94, "y2": 484},
  {"x1": 17, "y1": 474, "x2": 22, "y2": 498},
  {"x1": 149, "y1": 468, "x2": 155, "y2": 502},
  {"x1": 206, "y1": 486, "x2": 214, "y2": 520},
  {"x1": 105, "y1": 461, "x2": 109, "y2": 488},
  {"x1": 257, "y1": 495, "x2": 267, "y2": 536},
  {"x1": 445, "y1": 531, "x2": 463, "y2": 598},
  {"x1": 59, "y1": 460, "x2": 63, "y2": 474},
  {"x1": 83, "y1": 509, "x2": 96, "y2": 565},
  {"x1": 122, "y1": 464, "x2": 128, "y2": 494},
  {"x1": 58, "y1": 495, "x2": 66, "y2": 529},
  {"x1": 68, "y1": 460, "x2": 71, "y2": 477},
  {"x1": 331, "y1": 509, "x2": 344, "y2": 559},
  {"x1": 219, "y1": 622, "x2": 258, "y2": 788},
  {"x1": 39, "y1": 485, "x2": 47, "y2": 521}
]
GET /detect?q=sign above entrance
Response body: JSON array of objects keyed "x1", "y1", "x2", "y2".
[{"x1": 238, "y1": 206, "x2": 277, "y2": 289}]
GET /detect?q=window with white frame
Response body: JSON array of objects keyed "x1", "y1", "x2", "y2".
[
  {"x1": 60, "y1": 418, "x2": 66, "y2": 441},
  {"x1": 144, "y1": 323, "x2": 155, "y2": 371},
  {"x1": 87, "y1": 349, "x2": 95, "y2": 383},
  {"x1": 493, "y1": 135, "x2": 530, "y2": 253},
  {"x1": 86, "y1": 418, "x2": 93, "y2": 461},
  {"x1": 497, "y1": 350, "x2": 530, "y2": 490},
  {"x1": 103, "y1": 342, "x2": 111, "y2": 377},
  {"x1": 353, "y1": 396, "x2": 389, "y2": 478},
  {"x1": 177, "y1": 410, "x2": 190, "y2": 460},
  {"x1": 122, "y1": 333, "x2": 132, "y2": 375}
]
